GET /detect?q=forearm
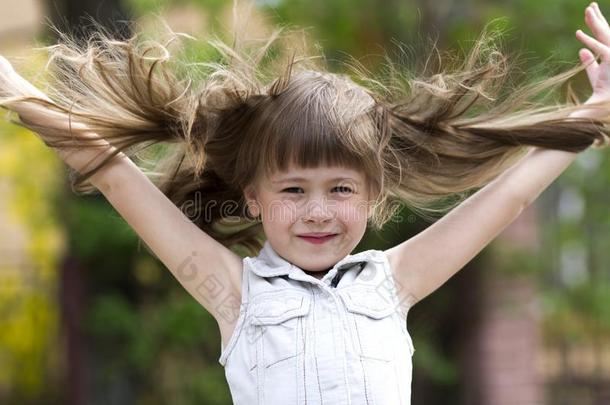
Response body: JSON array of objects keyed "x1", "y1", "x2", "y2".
[{"x1": 501, "y1": 100, "x2": 603, "y2": 208}]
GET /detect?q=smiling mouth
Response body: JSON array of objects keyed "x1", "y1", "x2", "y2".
[{"x1": 297, "y1": 234, "x2": 338, "y2": 244}]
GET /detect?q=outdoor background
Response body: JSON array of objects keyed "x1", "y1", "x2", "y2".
[{"x1": 0, "y1": 0, "x2": 609, "y2": 404}]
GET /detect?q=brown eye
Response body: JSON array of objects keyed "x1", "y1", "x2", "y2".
[
  {"x1": 282, "y1": 187, "x2": 303, "y2": 193},
  {"x1": 333, "y1": 186, "x2": 353, "y2": 194}
]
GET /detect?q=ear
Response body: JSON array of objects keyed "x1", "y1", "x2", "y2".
[{"x1": 243, "y1": 184, "x2": 261, "y2": 217}]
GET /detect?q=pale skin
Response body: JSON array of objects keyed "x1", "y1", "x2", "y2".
[{"x1": 0, "y1": 2, "x2": 608, "y2": 348}]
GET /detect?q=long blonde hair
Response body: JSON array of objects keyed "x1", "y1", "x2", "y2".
[{"x1": 2, "y1": 14, "x2": 609, "y2": 255}]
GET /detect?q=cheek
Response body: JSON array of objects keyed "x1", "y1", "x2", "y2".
[
  {"x1": 335, "y1": 200, "x2": 369, "y2": 223},
  {"x1": 264, "y1": 199, "x2": 299, "y2": 223}
]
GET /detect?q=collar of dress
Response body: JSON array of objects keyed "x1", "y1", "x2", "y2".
[{"x1": 248, "y1": 240, "x2": 383, "y2": 282}]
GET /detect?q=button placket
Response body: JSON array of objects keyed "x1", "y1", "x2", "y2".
[{"x1": 311, "y1": 283, "x2": 353, "y2": 403}]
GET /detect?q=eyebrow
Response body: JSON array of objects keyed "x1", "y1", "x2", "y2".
[{"x1": 271, "y1": 177, "x2": 361, "y2": 185}]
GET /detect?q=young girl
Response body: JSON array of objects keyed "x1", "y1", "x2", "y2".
[{"x1": 1, "y1": 2, "x2": 610, "y2": 403}]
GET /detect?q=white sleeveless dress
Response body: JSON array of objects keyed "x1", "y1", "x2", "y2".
[{"x1": 219, "y1": 240, "x2": 416, "y2": 405}]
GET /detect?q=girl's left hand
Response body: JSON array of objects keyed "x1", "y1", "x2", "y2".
[{"x1": 576, "y1": 2, "x2": 610, "y2": 102}]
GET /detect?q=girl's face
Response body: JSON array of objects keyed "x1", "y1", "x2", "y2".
[{"x1": 244, "y1": 164, "x2": 373, "y2": 276}]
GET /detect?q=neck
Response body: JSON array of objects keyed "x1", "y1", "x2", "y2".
[{"x1": 304, "y1": 268, "x2": 331, "y2": 280}]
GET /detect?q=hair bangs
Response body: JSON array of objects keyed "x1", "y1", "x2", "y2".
[
  {"x1": 265, "y1": 113, "x2": 365, "y2": 175},
  {"x1": 254, "y1": 71, "x2": 378, "y2": 181}
]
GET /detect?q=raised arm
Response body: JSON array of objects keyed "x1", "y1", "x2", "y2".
[
  {"x1": 0, "y1": 58, "x2": 244, "y2": 345},
  {"x1": 385, "y1": 2, "x2": 610, "y2": 311}
]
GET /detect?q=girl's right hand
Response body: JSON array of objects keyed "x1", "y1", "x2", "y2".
[
  {"x1": 0, "y1": 55, "x2": 14, "y2": 75},
  {"x1": 0, "y1": 54, "x2": 52, "y2": 103},
  {"x1": 0, "y1": 54, "x2": 33, "y2": 100},
  {"x1": 0, "y1": 54, "x2": 19, "y2": 98}
]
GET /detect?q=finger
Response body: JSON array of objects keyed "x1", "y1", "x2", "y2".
[
  {"x1": 576, "y1": 29, "x2": 610, "y2": 60},
  {"x1": 579, "y1": 48, "x2": 599, "y2": 84},
  {"x1": 585, "y1": 6, "x2": 610, "y2": 45},
  {"x1": 592, "y1": 2, "x2": 607, "y2": 26}
]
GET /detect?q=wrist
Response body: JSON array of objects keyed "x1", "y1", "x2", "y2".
[{"x1": 569, "y1": 96, "x2": 608, "y2": 119}]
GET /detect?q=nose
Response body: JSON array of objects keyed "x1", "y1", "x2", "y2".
[{"x1": 301, "y1": 195, "x2": 335, "y2": 223}]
